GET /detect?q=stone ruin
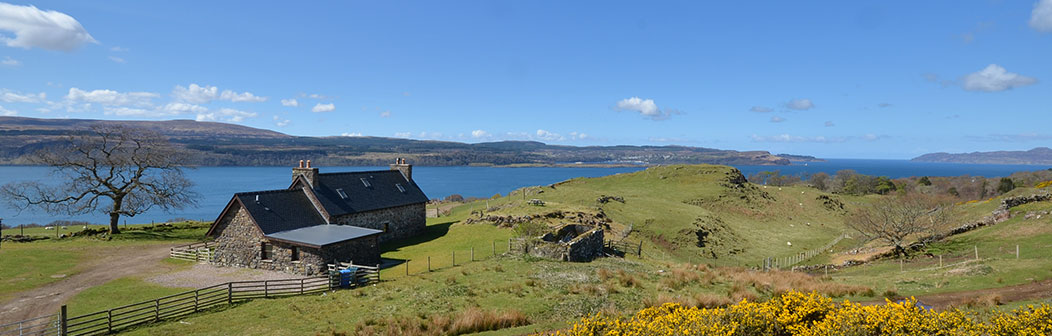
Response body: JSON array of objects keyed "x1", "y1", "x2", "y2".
[{"x1": 520, "y1": 224, "x2": 604, "y2": 262}]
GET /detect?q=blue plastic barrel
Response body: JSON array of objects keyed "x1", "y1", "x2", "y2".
[{"x1": 339, "y1": 269, "x2": 352, "y2": 288}]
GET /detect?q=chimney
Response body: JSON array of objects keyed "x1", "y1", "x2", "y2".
[
  {"x1": 390, "y1": 157, "x2": 412, "y2": 181},
  {"x1": 293, "y1": 159, "x2": 320, "y2": 187}
]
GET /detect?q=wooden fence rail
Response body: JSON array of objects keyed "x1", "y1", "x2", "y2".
[
  {"x1": 5, "y1": 263, "x2": 374, "y2": 336},
  {"x1": 169, "y1": 241, "x2": 215, "y2": 262}
]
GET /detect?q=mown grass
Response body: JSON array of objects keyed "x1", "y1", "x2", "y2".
[
  {"x1": 66, "y1": 277, "x2": 194, "y2": 317},
  {"x1": 0, "y1": 247, "x2": 81, "y2": 301}
]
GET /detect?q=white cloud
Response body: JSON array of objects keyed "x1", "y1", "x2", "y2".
[
  {"x1": 172, "y1": 83, "x2": 267, "y2": 104},
  {"x1": 749, "y1": 106, "x2": 772, "y2": 113},
  {"x1": 280, "y1": 98, "x2": 298, "y2": 107},
  {"x1": 1, "y1": 89, "x2": 45, "y2": 103},
  {"x1": 824, "y1": 121, "x2": 835, "y2": 127},
  {"x1": 379, "y1": 110, "x2": 391, "y2": 118},
  {"x1": 568, "y1": 131, "x2": 588, "y2": 140},
  {"x1": 220, "y1": 90, "x2": 266, "y2": 102},
  {"x1": 103, "y1": 106, "x2": 155, "y2": 116},
  {"x1": 785, "y1": 98, "x2": 814, "y2": 110},
  {"x1": 66, "y1": 88, "x2": 157, "y2": 107},
  {"x1": 110, "y1": 46, "x2": 127, "y2": 52},
  {"x1": 108, "y1": 56, "x2": 125, "y2": 63},
  {"x1": 471, "y1": 129, "x2": 490, "y2": 138},
  {"x1": 770, "y1": 116, "x2": 786, "y2": 123},
  {"x1": 0, "y1": 3, "x2": 97, "y2": 51},
  {"x1": 161, "y1": 102, "x2": 206, "y2": 114},
  {"x1": 195, "y1": 108, "x2": 256, "y2": 123},
  {"x1": 615, "y1": 97, "x2": 674, "y2": 120},
  {"x1": 306, "y1": 93, "x2": 330, "y2": 99},
  {"x1": 535, "y1": 129, "x2": 565, "y2": 141},
  {"x1": 273, "y1": 115, "x2": 290, "y2": 127},
  {"x1": 394, "y1": 132, "x2": 412, "y2": 138},
  {"x1": 750, "y1": 134, "x2": 846, "y2": 143},
  {"x1": 1031, "y1": 0, "x2": 1052, "y2": 32},
  {"x1": 750, "y1": 133, "x2": 886, "y2": 143},
  {"x1": 312, "y1": 103, "x2": 335, "y2": 113},
  {"x1": 2, "y1": 56, "x2": 18, "y2": 66},
  {"x1": 171, "y1": 84, "x2": 218, "y2": 104},
  {"x1": 0, "y1": 105, "x2": 16, "y2": 116},
  {"x1": 962, "y1": 64, "x2": 1038, "y2": 92},
  {"x1": 341, "y1": 132, "x2": 363, "y2": 137}
]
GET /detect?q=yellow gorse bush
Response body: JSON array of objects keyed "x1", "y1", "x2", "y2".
[{"x1": 553, "y1": 291, "x2": 1052, "y2": 336}]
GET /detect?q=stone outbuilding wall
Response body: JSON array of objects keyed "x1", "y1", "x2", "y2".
[
  {"x1": 209, "y1": 203, "x2": 380, "y2": 275},
  {"x1": 333, "y1": 203, "x2": 426, "y2": 243},
  {"x1": 522, "y1": 224, "x2": 605, "y2": 262}
]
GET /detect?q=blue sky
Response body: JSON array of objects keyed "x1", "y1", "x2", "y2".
[{"x1": 1, "y1": 1, "x2": 1051, "y2": 159}]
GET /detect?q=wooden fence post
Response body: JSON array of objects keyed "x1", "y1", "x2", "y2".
[
  {"x1": 1016, "y1": 245, "x2": 1019, "y2": 259},
  {"x1": 637, "y1": 241, "x2": 642, "y2": 256},
  {"x1": 406, "y1": 260, "x2": 410, "y2": 276},
  {"x1": 471, "y1": 247, "x2": 475, "y2": 262},
  {"x1": 154, "y1": 299, "x2": 160, "y2": 322},
  {"x1": 107, "y1": 309, "x2": 113, "y2": 334},
  {"x1": 428, "y1": 256, "x2": 431, "y2": 272},
  {"x1": 376, "y1": 264, "x2": 381, "y2": 282},
  {"x1": 194, "y1": 289, "x2": 200, "y2": 312},
  {"x1": 60, "y1": 305, "x2": 67, "y2": 336},
  {"x1": 974, "y1": 245, "x2": 978, "y2": 260},
  {"x1": 452, "y1": 251, "x2": 456, "y2": 266},
  {"x1": 939, "y1": 255, "x2": 943, "y2": 268},
  {"x1": 300, "y1": 278, "x2": 305, "y2": 295},
  {"x1": 492, "y1": 241, "x2": 496, "y2": 257},
  {"x1": 228, "y1": 282, "x2": 233, "y2": 304}
]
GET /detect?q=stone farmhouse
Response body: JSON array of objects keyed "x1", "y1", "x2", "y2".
[{"x1": 206, "y1": 159, "x2": 428, "y2": 275}]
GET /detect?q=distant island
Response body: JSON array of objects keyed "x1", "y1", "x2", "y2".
[
  {"x1": 775, "y1": 154, "x2": 825, "y2": 162},
  {"x1": 912, "y1": 147, "x2": 1052, "y2": 165},
  {"x1": 0, "y1": 116, "x2": 810, "y2": 167}
]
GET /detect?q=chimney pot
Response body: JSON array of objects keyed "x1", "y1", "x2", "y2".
[
  {"x1": 299, "y1": 160, "x2": 304, "y2": 168},
  {"x1": 306, "y1": 160, "x2": 312, "y2": 168}
]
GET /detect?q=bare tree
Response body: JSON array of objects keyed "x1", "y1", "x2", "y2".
[
  {"x1": 847, "y1": 194, "x2": 956, "y2": 257},
  {"x1": 1, "y1": 125, "x2": 199, "y2": 234}
]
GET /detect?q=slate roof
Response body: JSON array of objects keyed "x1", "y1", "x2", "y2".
[
  {"x1": 233, "y1": 189, "x2": 326, "y2": 235},
  {"x1": 308, "y1": 170, "x2": 429, "y2": 216},
  {"x1": 265, "y1": 225, "x2": 382, "y2": 248}
]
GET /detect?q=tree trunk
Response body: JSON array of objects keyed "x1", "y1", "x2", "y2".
[{"x1": 109, "y1": 197, "x2": 123, "y2": 234}]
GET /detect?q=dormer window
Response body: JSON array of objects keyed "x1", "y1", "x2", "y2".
[
  {"x1": 360, "y1": 178, "x2": 371, "y2": 188},
  {"x1": 395, "y1": 183, "x2": 406, "y2": 193},
  {"x1": 336, "y1": 188, "x2": 348, "y2": 199}
]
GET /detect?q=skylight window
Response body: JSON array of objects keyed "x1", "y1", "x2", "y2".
[
  {"x1": 336, "y1": 188, "x2": 348, "y2": 199},
  {"x1": 395, "y1": 183, "x2": 406, "y2": 193},
  {"x1": 360, "y1": 178, "x2": 371, "y2": 188}
]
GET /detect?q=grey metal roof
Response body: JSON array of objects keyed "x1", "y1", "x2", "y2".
[
  {"x1": 234, "y1": 189, "x2": 326, "y2": 235},
  {"x1": 310, "y1": 170, "x2": 429, "y2": 216},
  {"x1": 265, "y1": 225, "x2": 382, "y2": 248}
]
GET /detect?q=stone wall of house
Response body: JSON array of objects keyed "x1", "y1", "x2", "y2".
[
  {"x1": 211, "y1": 203, "x2": 265, "y2": 269},
  {"x1": 332, "y1": 203, "x2": 426, "y2": 243},
  {"x1": 320, "y1": 236, "x2": 381, "y2": 266},
  {"x1": 210, "y1": 202, "x2": 380, "y2": 275}
]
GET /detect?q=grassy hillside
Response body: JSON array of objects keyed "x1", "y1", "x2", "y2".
[
  {"x1": 829, "y1": 186, "x2": 1052, "y2": 305},
  {"x1": 465, "y1": 164, "x2": 859, "y2": 267}
]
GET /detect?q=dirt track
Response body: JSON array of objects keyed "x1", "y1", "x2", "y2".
[
  {"x1": 913, "y1": 278, "x2": 1052, "y2": 309},
  {"x1": 861, "y1": 278, "x2": 1052, "y2": 309},
  {"x1": 0, "y1": 244, "x2": 178, "y2": 324}
]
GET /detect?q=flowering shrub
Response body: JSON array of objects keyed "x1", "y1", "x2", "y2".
[{"x1": 553, "y1": 291, "x2": 1052, "y2": 336}]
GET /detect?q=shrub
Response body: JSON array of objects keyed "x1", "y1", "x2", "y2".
[{"x1": 554, "y1": 291, "x2": 1052, "y2": 336}]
